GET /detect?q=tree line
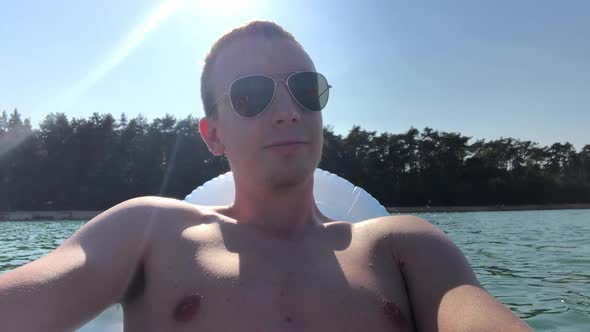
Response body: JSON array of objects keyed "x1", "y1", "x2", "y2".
[{"x1": 1, "y1": 108, "x2": 589, "y2": 210}]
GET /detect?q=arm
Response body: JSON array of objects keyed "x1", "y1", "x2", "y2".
[
  {"x1": 0, "y1": 197, "x2": 162, "y2": 332},
  {"x1": 389, "y1": 216, "x2": 531, "y2": 332}
]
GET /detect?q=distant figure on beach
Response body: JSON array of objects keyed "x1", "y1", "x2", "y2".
[{"x1": 0, "y1": 21, "x2": 531, "y2": 331}]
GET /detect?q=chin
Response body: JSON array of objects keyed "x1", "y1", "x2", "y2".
[{"x1": 265, "y1": 162, "x2": 316, "y2": 189}]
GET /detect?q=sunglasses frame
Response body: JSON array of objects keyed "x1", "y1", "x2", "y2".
[{"x1": 212, "y1": 71, "x2": 331, "y2": 119}]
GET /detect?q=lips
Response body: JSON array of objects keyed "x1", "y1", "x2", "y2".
[{"x1": 263, "y1": 139, "x2": 308, "y2": 149}]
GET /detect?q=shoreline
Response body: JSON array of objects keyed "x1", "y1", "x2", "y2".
[
  {"x1": 1, "y1": 204, "x2": 589, "y2": 221},
  {"x1": 0, "y1": 210, "x2": 102, "y2": 222},
  {"x1": 388, "y1": 203, "x2": 590, "y2": 214}
]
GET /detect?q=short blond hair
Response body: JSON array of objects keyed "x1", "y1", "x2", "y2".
[{"x1": 200, "y1": 21, "x2": 306, "y2": 118}]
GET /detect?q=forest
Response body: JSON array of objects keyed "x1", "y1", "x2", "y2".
[{"x1": 1, "y1": 108, "x2": 589, "y2": 210}]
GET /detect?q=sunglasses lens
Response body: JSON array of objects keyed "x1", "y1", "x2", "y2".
[
  {"x1": 288, "y1": 72, "x2": 330, "y2": 111},
  {"x1": 229, "y1": 75, "x2": 275, "y2": 117}
]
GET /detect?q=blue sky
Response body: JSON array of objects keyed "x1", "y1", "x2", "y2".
[{"x1": 1, "y1": 0, "x2": 588, "y2": 149}]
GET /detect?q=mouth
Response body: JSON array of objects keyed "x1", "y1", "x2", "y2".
[{"x1": 264, "y1": 140, "x2": 308, "y2": 149}]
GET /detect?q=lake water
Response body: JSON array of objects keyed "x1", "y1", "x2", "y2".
[{"x1": 1, "y1": 209, "x2": 589, "y2": 331}]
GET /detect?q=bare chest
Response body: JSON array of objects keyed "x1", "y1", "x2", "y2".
[{"x1": 122, "y1": 222, "x2": 414, "y2": 331}]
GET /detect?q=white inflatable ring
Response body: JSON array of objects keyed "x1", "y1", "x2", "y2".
[{"x1": 184, "y1": 168, "x2": 389, "y2": 222}]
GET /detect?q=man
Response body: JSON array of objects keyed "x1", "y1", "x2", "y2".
[{"x1": 0, "y1": 21, "x2": 530, "y2": 331}]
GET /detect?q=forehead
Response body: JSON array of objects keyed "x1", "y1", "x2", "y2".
[{"x1": 210, "y1": 35, "x2": 315, "y2": 91}]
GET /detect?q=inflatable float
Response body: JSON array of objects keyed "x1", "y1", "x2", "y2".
[{"x1": 184, "y1": 168, "x2": 389, "y2": 222}]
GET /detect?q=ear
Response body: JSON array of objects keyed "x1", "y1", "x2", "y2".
[{"x1": 199, "y1": 117, "x2": 225, "y2": 156}]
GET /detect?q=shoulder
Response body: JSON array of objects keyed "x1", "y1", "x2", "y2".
[
  {"x1": 72, "y1": 196, "x2": 216, "y2": 247},
  {"x1": 114, "y1": 196, "x2": 207, "y2": 214},
  {"x1": 352, "y1": 215, "x2": 456, "y2": 261},
  {"x1": 353, "y1": 214, "x2": 444, "y2": 239},
  {"x1": 97, "y1": 196, "x2": 214, "y2": 226}
]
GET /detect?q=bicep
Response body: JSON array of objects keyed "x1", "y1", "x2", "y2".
[
  {"x1": 0, "y1": 197, "x2": 157, "y2": 331},
  {"x1": 390, "y1": 216, "x2": 530, "y2": 331}
]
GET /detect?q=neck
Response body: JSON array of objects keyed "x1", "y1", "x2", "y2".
[{"x1": 223, "y1": 172, "x2": 328, "y2": 238}]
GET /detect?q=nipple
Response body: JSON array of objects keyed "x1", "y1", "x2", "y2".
[
  {"x1": 383, "y1": 299, "x2": 408, "y2": 328},
  {"x1": 173, "y1": 294, "x2": 202, "y2": 322}
]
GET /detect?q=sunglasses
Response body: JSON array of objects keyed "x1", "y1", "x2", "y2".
[{"x1": 213, "y1": 71, "x2": 331, "y2": 118}]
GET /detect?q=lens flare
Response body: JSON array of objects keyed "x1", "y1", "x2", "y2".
[
  {"x1": 192, "y1": 0, "x2": 256, "y2": 12},
  {"x1": 49, "y1": 0, "x2": 184, "y2": 111}
]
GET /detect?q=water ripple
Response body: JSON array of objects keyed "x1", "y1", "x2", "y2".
[{"x1": 420, "y1": 209, "x2": 590, "y2": 331}]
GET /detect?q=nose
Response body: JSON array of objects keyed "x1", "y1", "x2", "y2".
[{"x1": 269, "y1": 80, "x2": 301, "y2": 126}]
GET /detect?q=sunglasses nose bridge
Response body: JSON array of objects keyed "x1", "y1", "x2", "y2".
[
  {"x1": 268, "y1": 78, "x2": 301, "y2": 123},
  {"x1": 274, "y1": 78, "x2": 290, "y2": 97}
]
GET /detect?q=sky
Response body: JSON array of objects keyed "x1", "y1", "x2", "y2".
[{"x1": 1, "y1": 0, "x2": 589, "y2": 149}]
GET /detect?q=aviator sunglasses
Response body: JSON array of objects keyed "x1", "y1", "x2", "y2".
[{"x1": 213, "y1": 71, "x2": 331, "y2": 118}]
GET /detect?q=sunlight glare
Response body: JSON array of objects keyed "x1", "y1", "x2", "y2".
[
  {"x1": 189, "y1": 0, "x2": 260, "y2": 16},
  {"x1": 46, "y1": 0, "x2": 184, "y2": 112}
]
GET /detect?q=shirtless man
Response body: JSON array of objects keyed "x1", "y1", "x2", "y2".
[{"x1": 0, "y1": 21, "x2": 530, "y2": 331}]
